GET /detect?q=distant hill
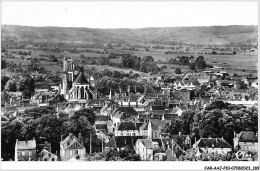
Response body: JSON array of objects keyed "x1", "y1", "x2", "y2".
[{"x1": 1, "y1": 25, "x2": 258, "y2": 45}]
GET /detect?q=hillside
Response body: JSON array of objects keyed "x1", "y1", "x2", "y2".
[{"x1": 1, "y1": 25, "x2": 258, "y2": 45}]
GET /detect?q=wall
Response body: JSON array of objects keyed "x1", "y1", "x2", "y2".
[
  {"x1": 17, "y1": 149, "x2": 36, "y2": 161},
  {"x1": 239, "y1": 142, "x2": 258, "y2": 152}
]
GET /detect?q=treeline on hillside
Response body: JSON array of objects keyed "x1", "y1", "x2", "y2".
[{"x1": 168, "y1": 56, "x2": 213, "y2": 70}]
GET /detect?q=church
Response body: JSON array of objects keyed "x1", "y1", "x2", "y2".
[{"x1": 60, "y1": 57, "x2": 97, "y2": 103}]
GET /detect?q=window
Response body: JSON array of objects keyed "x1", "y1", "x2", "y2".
[
  {"x1": 67, "y1": 142, "x2": 70, "y2": 146},
  {"x1": 52, "y1": 158, "x2": 55, "y2": 161},
  {"x1": 121, "y1": 133, "x2": 123, "y2": 136},
  {"x1": 22, "y1": 151, "x2": 25, "y2": 156},
  {"x1": 44, "y1": 159, "x2": 47, "y2": 161},
  {"x1": 76, "y1": 150, "x2": 78, "y2": 155},
  {"x1": 29, "y1": 151, "x2": 32, "y2": 156}
]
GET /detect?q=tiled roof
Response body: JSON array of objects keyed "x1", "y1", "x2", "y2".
[
  {"x1": 208, "y1": 88, "x2": 217, "y2": 93},
  {"x1": 164, "y1": 114, "x2": 178, "y2": 120},
  {"x1": 17, "y1": 140, "x2": 36, "y2": 150},
  {"x1": 95, "y1": 124, "x2": 108, "y2": 131},
  {"x1": 196, "y1": 138, "x2": 232, "y2": 149},
  {"x1": 95, "y1": 115, "x2": 109, "y2": 122},
  {"x1": 150, "y1": 119, "x2": 167, "y2": 130},
  {"x1": 60, "y1": 133, "x2": 85, "y2": 150},
  {"x1": 112, "y1": 107, "x2": 138, "y2": 118},
  {"x1": 236, "y1": 131, "x2": 258, "y2": 142},
  {"x1": 118, "y1": 122, "x2": 138, "y2": 131},
  {"x1": 138, "y1": 139, "x2": 153, "y2": 149},
  {"x1": 171, "y1": 107, "x2": 182, "y2": 114},
  {"x1": 152, "y1": 106, "x2": 166, "y2": 110},
  {"x1": 172, "y1": 91, "x2": 190, "y2": 101},
  {"x1": 153, "y1": 114, "x2": 163, "y2": 120},
  {"x1": 171, "y1": 134, "x2": 190, "y2": 143},
  {"x1": 87, "y1": 99, "x2": 106, "y2": 106},
  {"x1": 73, "y1": 72, "x2": 89, "y2": 84},
  {"x1": 139, "y1": 123, "x2": 148, "y2": 130}
]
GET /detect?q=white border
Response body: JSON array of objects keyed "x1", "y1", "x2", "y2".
[{"x1": 0, "y1": 0, "x2": 259, "y2": 170}]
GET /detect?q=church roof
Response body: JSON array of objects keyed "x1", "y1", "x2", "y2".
[{"x1": 73, "y1": 72, "x2": 89, "y2": 84}]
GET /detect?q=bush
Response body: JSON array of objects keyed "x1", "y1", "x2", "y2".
[{"x1": 175, "y1": 68, "x2": 182, "y2": 74}]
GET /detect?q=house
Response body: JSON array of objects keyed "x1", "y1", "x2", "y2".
[
  {"x1": 251, "y1": 79, "x2": 258, "y2": 89},
  {"x1": 110, "y1": 106, "x2": 138, "y2": 124},
  {"x1": 15, "y1": 139, "x2": 37, "y2": 161},
  {"x1": 36, "y1": 141, "x2": 51, "y2": 154},
  {"x1": 135, "y1": 139, "x2": 154, "y2": 161},
  {"x1": 148, "y1": 119, "x2": 167, "y2": 139},
  {"x1": 207, "y1": 88, "x2": 220, "y2": 96},
  {"x1": 115, "y1": 122, "x2": 139, "y2": 136},
  {"x1": 171, "y1": 132, "x2": 192, "y2": 150},
  {"x1": 233, "y1": 131, "x2": 258, "y2": 153},
  {"x1": 193, "y1": 137, "x2": 232, "y2": 154},
  {"x1": 105, "y1": 136, "x2": 144, "y2": 151},
  {"x1": 8, "y1": 92, "x2": 23, "y2": 106},
  {"x1": 60, "y1": 133, "x2": 86, "y2": 161},
  {"x1": 151, "y1": 138, "x2": 185, "y2": 160},
  {"x1": 139, "y1": 122, "x2": 149, "y2": 137},
  {"x1": 170, "y1": 107, "x2": 183, "y2": 116},
  {"x1": 38, "y1": 149, "x2": 58, "y2": 161}
]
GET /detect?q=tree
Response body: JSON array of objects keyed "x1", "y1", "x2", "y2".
[
  {"x1": 72, "y1": 108, "x2": 96, "y2": 125},
  {"x1": 180, "y1": 111, "x2": 196, "y2": 135},
  {"x1": 195, "y1": 56, "x2": 206, "y2": 69},
  {"x1": 236, "y1": 80, "x2": 247, "y2": 89},
  {"x1": 175, "y1": 68, "x2": 182, "y2": 74},
  {"x1": 35, "y1": 114, "x2": 65, "y2": 154},
  {"x1": 142, "y1": 56, "x2": 154, "y2": 63},
  {"x1": 1, "y1": 76, "x2": 9, "y2": 91},
  {"x1": 165, "y1": 118, "x2": 184, "y2": 135},
  {"x1": 233, "y1": 73, "x2": 239, "y2": 78},
  {"x1": 16, "y1": 76, "x2": 35, "y2": 97},
  {"x1": 1, "y1": 59, "x2": 7, "y2": 69},
  {"x1": 105, "y1": 148, "x2": 141, "y2": 161},
  {"x1": 1, "y1": 118, "x2": 24, "y2": 160},
  {"x1": 23, "y1": 107, "x2": 56, "y2": 119},
  {"x1": 189, "y1": 63, "x2": 196, "y2": 70},
  {"x1": 62, "y1": 115, "x2": 97, "y2": 153},
  {"x1": 5, "y1": 79, "x2": 17, "y2": 92}
]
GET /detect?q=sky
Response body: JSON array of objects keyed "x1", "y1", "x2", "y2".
[{"x1": 1, "y1": 1, "x2": 258, "y2": 28}]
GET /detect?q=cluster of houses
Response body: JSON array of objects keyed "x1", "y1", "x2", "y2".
[{"x1": 3, "y1": 58, "x2": 258, "y2": 161}]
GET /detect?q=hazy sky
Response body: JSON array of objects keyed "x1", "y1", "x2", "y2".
[{"x1": 1, "y1": 1, "x2": 258, "y2": 28}]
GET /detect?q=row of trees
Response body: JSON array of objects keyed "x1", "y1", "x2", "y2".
[
  {"x1": 95, "y1": 77, "x2": 150, "y2": 96},
  {"x1": 1, "y1": 107, "x2": 102, "y2": 160},
  {"x1": 168, "y1": 56, "x2": 213, "y2": 70},
  {"x1": 121, "y1": 54, "x2": 161, "y2": 74}
]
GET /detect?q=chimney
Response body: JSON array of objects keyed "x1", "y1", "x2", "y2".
[
  {"x1": 136, "y1": 101, "x2": 138, "y2": 107},
  {"x1": 128, "y1": 102, "x2": 130, "y2": 107},
  {"x1": 69, "y1": 132, "x2": 73, "y2": 140},
  {"x1": 121, "y1": 101, "x2": 123, "y2": 106},
  {"x1": 234, "y1": 131, "x2": 236, "y2": 138},
  {"x1": 179, "y1": 132, "x2": 181, "y2": 136}
]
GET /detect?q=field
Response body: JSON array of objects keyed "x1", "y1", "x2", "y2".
[{"x1": 3, "y1": 46, "x2": 258, "y2": 77}]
